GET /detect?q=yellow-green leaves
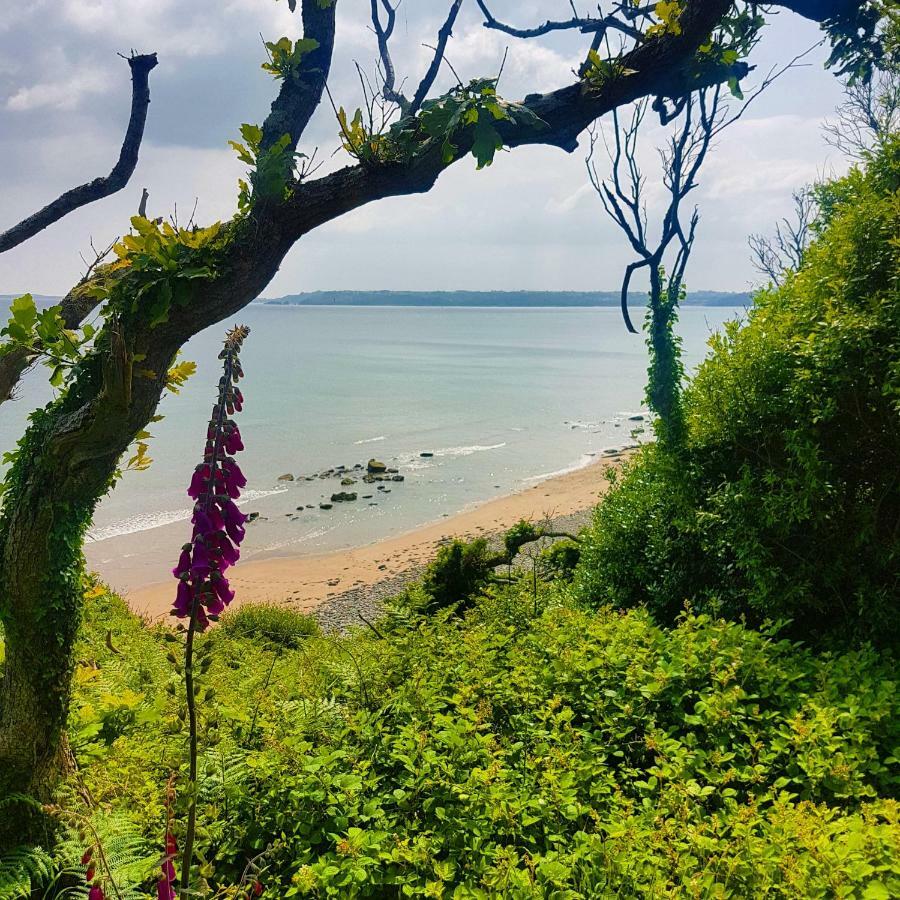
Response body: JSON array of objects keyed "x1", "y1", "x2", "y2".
[
  {"x1": 646, "y1": 0, "x2": 683, "y2": 38},
  {"x1": 229, "y1": 124, "x2": 298, "y2": 211},
  {"x1": 165, "y1": 359, "x2": 197, "y2": 395},
  {"x1": 0, "y1": 294, "x2": 97, "y2": 387},
  {"x1": 583, "y1": 50, "x2": 638, "y2": 90},
  {"x1": 336, "y1": 107, "x2": 390, "y2": 163},
  {"x1": 261, "y1": 36, "x2": 320, "y2": 80}
]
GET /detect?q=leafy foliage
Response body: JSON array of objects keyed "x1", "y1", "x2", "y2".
[
  {"x1": 229, "y1": 124, "x2": 300, "y2": 212},
  {"x1": 0, "y1": 293, "x2": 97, "y2": 387},
  {"x1": 416, "y1": 78, "x2": 543, "y2": 169},
  {"x1": 576, "y1": 137, "x2": 900, "y2": 645},
  {"x1": 219, "y1": 603, "x2": 320, "y2": 648},
  {"x1": 261, "y1": 37, "x2": 320, "y2": 80},
  {"x1": 339, "y1": 78, "x2": 545, "y2": 171},
  {"x1": 419, "y1": 537, "x2": 498, "y2": 611},
  {"x1": 60, "y1": 585, "x2": 900, "y2": 898}
]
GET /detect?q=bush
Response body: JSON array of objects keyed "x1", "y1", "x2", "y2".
[
  {"x1": 218, "y1": 602, "x2": 320, "y2": 647},
  {"x1": 420, "y1": 537, "x2": 498, "y2": 611},
  {"x1": 576, "y1": 137, "x2": 900, "y2": 646},
  {"x1": 539, "y1": 539, "x2": 581, "y2": 580}
]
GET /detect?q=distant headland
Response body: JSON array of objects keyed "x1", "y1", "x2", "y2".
[
  {"x1": 2, "y1": 290, "x2": 754, "y2": 311},
  {"x1": 261, "y1": 290, "x2": 752, "y2": 308}
]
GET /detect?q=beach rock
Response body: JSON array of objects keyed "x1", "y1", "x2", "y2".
[
  {"x1": 362, "y1": 474, "x2": 376, "y2": 483},
  {"x1": 319, "y1": 502, "x2": 333, "y2": 510},
  {"x1": 341, "y1": 477, "x2": 357, "y2": 485},
  {"x1": 387, "y1": 467, "x2": 399, "y2": 474},
  {"x1": 376, "y1": 485, "x2": 386, "y2": 491},
  {"x1": 331, "y1": 491, "x2": 358, "y2": 502},
  {"x1": 306, "y1": 504, "x2": 315, "y2": 509},
  {"x1": 628, "y1": 414, "x2": 645, "y2": 421},
  {"x1": 367, "y1": 458, "x2": 387, "y2": 473},
  {"x1": 602, "y1": 448, "x2": 621, "y2": 456},
  {"x1": 391, "y1": 474, "x2": 405, "y2": 482},
  {"x1": 353, "y1": 463, "x2": 363, "y2": 469},
  {"x1": 247, "y1": 511, "x2": 260, "y2": 522},
  {"x1": 278, "y1": 473, "x2": 294, "y2": 481},
  {"x1": 419, "y1": 451, "x2": 434, "y2": 458},
  {"x1": 362, "y1": 494, "x2": 373, "y2": 499}
]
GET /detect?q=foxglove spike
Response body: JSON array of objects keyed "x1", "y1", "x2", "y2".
[{"x1": 172, "y1": 325, "x2": 250, "y2": 631}]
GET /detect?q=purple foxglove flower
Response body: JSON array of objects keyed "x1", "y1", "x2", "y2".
[
  {"x1": 172, "y1": 325, "x2": 250, "y2": 631},
  {"x1": 172, "y1": 544, "x2": 192, "y2": 578},
  {"x1": 224, "y1": 424, "x2": 243, "y2": 454},
  {"x1": 191, "y1": 507, "x2": 214, "y2": 535},
  {"x1": 210, "y1": 573, "x2": 234, "y2": 607},
  {"x1": 224, "y1": 520, "x2": 245, "y2": 546},
  {"x1": 172, "y1": 579, "x2": 193, "y2": 617},
  {"x1": 88, "y1": 886, "x2": 105, "y2": 900},
  {"x1": 223, "y1": 458, "x2": 246, "y2": 488},
  {"x1": 211, "y1": 533, "x2": 239, "y2": 568},
  {"x1": 190, "y1": 539, "x2": 211, "y2": 579},
  {"x1": 219, "y1": 497, "x2": 247, "y2": 528}
]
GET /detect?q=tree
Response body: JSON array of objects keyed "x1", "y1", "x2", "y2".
[
  {"x1": 0, "y1": 0, "x2": 884, "y2": 830},
  {"x1": 748, "y1": 186, "x2": 818, "y2": 286},
  {"x1": 587, "y1": 88, "x2": 722, "y2": 441},
  {"x1": 0, "y1": 53, "x2": 157, "y2": 403}
]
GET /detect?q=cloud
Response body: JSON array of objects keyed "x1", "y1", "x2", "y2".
[
  {"x1": 6, "y1": 65, "x2": 111, "y2": 111},
  {"x1": 0, "y1": 3, "x2": 856, "y2": 298}
]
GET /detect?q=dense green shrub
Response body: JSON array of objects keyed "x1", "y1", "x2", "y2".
[
  {"x1": 576, "y1": 137, "x2": 900, "y2": 645},
  {"x1": 420, "y1": 537, "x2": 498, "y2": 611},
  {"x1": 218, "y1": 602, "x2": 320, "y2": 647},
  {"x1": 54, "y1": 588, "x2": 899, "y2": 898}
]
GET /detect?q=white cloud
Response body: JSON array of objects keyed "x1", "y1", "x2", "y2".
[{"x1": 6, "y1": 65, "x2": 110, "y2": 111}]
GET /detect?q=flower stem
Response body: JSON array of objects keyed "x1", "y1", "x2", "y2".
[{"x1": 179, "y1": 348, "x2": 235, "y2": 897}]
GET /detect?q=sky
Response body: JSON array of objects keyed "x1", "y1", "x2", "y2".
[{"x1": 0, "y1": 0, "x2": 852, "y2": 298}]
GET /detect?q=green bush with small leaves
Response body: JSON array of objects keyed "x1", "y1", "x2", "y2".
[
  {"x1": 576, "y1": 136, "x2": 900, "y2": 646},
  {"x1": 20, "y1": 583, "x2": 894, "y2": 898},
  {"x1": 219, "y1": 602, "x2": 320, "y2": 648}
]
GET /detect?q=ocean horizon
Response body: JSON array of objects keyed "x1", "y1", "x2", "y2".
[{"x1": 0, "y1": 304, "x2": 741, "y2": 592}]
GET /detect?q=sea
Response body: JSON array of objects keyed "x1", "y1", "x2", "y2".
[{"x1": 0, "y1": 305, "x2": 742, "y2": 592}]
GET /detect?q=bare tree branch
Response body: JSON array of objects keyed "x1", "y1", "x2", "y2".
[
  {"x1": 259, "y1": 0, "x2": 336, "y2": 153},
  {"x1": 0, "y1": 53, "x2": 157, "y2": 255},
  {"x1": 409, "y1": 0, "x2": 465, "y2": 115},
  {"x1": 823, "y1": 69, "x2": 900, "y2": 158},
  {"x1": 474, "y1": 0, "x2": 647, "y2": 41},
  {"x1": 370, "y1": 0, "x2": 408, "y2": 111},
  {"x1": 748, "y1": 187, "x2": 817, "y2": 286}
]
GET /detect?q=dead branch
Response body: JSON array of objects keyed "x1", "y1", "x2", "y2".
[{"x1": 0, "y1": 53, "x2": 158, "y2": 255}]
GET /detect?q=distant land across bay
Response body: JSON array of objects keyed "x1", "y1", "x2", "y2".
[
  {"x1": 261, "y1": 290, "x2": 753, "y2": 307},
  {"x1": 1, "y1": 290, "x2": 754, "y2": 311}
]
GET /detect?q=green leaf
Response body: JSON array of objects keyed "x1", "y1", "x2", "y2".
[
  {"x1": 471, "y1": 120, "x2": 503, "y2": 169},
  {"x1": 10, "y1": 294, "x2": 37, "y2": 330}
]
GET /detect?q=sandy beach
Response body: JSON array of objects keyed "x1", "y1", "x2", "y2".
[{"x1": 126, "y1": 451, "x2": 629, "y2": 622}]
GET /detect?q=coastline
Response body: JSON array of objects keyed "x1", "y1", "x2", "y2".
[{"x1": 125, "y1": 451, "x2": 631, "y2": 625}]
